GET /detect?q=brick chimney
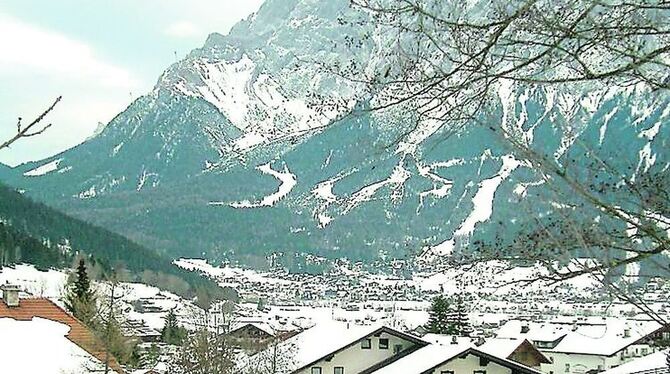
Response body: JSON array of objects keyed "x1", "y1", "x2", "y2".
[{"x1": 1, "y1": 284, "x2": 21, "y2": 307}]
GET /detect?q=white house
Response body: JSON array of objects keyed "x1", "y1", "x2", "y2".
[
  {"x1": 250, "y1": 321, "x2": 549, "y2": 374},
  {"x1": 281, "y1": 322, "x2": 429, "y2": 374},
  {"x1": 601, "y1": 349, "x2": 670, "y2": 374},
  {"x1": 497, "y1": 317, "x2": 670, "y2": 373},
  {"x1": 424, "y1": 334, "x2": 551, "y2": 370},
  {"x1": 365, "y1": 340, "x2": 543, "y2": 374}
]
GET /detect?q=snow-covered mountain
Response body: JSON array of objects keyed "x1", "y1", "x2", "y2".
[{"x1": 1, "y1": 0, "x2": 668, "y2": 267}]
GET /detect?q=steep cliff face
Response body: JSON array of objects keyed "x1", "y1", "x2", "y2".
[{"x1": 3, "y1": 0, "x2": 668, "y2": 267}]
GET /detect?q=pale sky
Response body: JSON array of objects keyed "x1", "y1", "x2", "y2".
[{"x1": 0, "y1": 0, "x2": 264, "y2": 166}]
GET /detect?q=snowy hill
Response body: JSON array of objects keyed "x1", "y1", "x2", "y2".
[{"x1": 2, "y1": 0, "x2": 668, "y2": 268}]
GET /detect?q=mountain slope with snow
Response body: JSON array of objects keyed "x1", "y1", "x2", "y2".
[{"x1": 1, "y1": 0, "x2": 668, "y2": 269}]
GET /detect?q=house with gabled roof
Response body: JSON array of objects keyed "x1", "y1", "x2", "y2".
[
  {"x1": 248, "y1": 321, "x2": 550, "y2": 374},
  {"x1": 252, "y1": 321, "x2": 428, "y2": 374},
  {"x1": 478, "y1": 337, "x2": 552, "y2": 370},
  {"x1": 497, "y1": 317, "x2": 670, "y2": 373},
  {"x1": 423, "y1": 334, "x2": 551, "y2": 370},
  {"x1": 0, "y1": 283, "x2": 124, "y2": 373},
  {"x1": 601, "y1": 349, "x2": 670, "y2": 374},
  {"x1": 364, "y1": 342, "x2": 544, "y2": 374}
]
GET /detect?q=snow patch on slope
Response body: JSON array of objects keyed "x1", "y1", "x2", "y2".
[
  {"x1": 23, "y1": 159, "x2": 63, "y2": 177},
  {"x1": 215, "y1": 162, "x2": 297, "y2": 208},
  {"x1": 427, "y1": 155, "x2": 520, "y2": 256},
  {"x1": 416, "y1": 159, "x2": 463, "y2": 212},
  {"x1": 344, "y1": 162, "x2": 411, "y2": 214},
  {"x1": 311, "y1": 174, "x2": 348, "y2": 227},
  {"x1": 171, "y1": 56, "x2": 346, "y2": 153}
]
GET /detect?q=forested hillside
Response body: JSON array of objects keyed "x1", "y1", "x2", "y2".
[
  {"x1": 0, "y1": 222, "x2": 68, "y2": 270},
  {"x1": 0, "y1": 183, "x2": 234, "y2": 301}
]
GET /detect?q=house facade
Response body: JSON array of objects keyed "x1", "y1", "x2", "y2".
[
  {"x1": 497, "y1": 318, "x2": 670, "y2": 374},
  {"x1": 257, "y1": 322, "x2": 545, "y2": 374},
  {"x1": 292, "y1": 326, "x2": 427, "y2": 374}
]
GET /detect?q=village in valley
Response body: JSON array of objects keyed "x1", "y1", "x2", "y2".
[
  {"x1": 1, "y1": 0, "x2": 670, "y2": 373},
  {"x1": 1, "y1": 255, "x2": 668, "y2": 373}
]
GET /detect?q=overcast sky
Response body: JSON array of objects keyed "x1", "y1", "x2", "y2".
[{"x1": 0, "y1": 0, "x2": 263, "y2": 166}]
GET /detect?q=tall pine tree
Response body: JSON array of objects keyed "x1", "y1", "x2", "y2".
[
  {"x1": 162, "y1": 308, "x2": 187, "y2": 346},
  {"x1": 426, "y1": 296, "x2": 450, "y2": 334},
  {"x1": 447, "y1": 293, "x2": 472, "y2": 337},
  {"x1": 65, "y1": 259, "x2": 97, "y2": 326},
  {"x1": 426, "y1": 294, "x2": 472, "y2": 336}
]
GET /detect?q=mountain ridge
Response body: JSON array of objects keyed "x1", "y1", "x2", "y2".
[{"x1": 1, "y1": 0, "x2": 668, "y2": 270}]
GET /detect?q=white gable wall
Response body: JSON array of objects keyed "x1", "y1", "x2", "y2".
[
  {"x1": 296, "y1": 331, "x2": 417, "y2": 374},
  {"x1": 540, "y1": 343, "x2": 659, "y2": 374},
  {"x1": 430, "y1": 353, "x2": 514, "y2": 374}
]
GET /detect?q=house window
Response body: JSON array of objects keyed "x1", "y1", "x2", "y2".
[
  {"x1": 379, "y1": 338, "x2": 389, "y2": 349},
  {"x1": 565, "y1": 364, "x2": 570, "y2": 373},
  {"x1": 440, "y1": 371, "x2": 454, "y2": 374},
  {"x1": 474, "y1": 371, "x2": 486, "y2": 374},
  {"x1": 361, "y1": 338, "x2": 372, "y2": 349},
  {"x1": 334, "y1": 367, "x2": 344, "y2": 374},
  {"x1": 311, "y1": 368, "x2": 322, "y2": 374},
  {"x1": 393, "y1": 344, "x2": 403, "y2": 354}
]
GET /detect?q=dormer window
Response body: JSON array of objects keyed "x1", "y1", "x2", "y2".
[
  {"x1": 361, "y1": 338, "x2": 372, "y2": 349},
  {"x1": 379, "y1": 338, "x2": 389, "y2": 349}
]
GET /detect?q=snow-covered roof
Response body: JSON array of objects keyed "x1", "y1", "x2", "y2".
[
  {"x1": 230, "y1": 321, "x2": 275, "y2": 336},
  {"x1": 0, "y1": 317, "x2": 104, "y2": 373},
  {"x1": 479, "y1": 337, "x2": 527, "y2": 357},
  {"x1": 417, "y1": 334, "x2": 551, "y2": 365},
  {"x1": 497, "y1": 318, "x2": 664, "y2": 356},
  {"x1": 368, "y1": 343, "x2": 543, "y2": 374},
  {"x1": 0, "y1": 297, "x2": 124, "y2": 373},
  {"x1": 268, "y1": 321, "x2": 425, "y2": 372},
  {"x1": 368, "y1": 342, "x2": 470, "y2": 374},
  {"x1": 602, "y1": 349, "x2": 670, "y2": 374},
  {"x1": 496, "y1": 319, "x2": 569, "y2": 342}
]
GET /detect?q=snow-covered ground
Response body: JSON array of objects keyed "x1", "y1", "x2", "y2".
[{"x1": 0, "y1": 264, "x2": 69, "y2": 298}]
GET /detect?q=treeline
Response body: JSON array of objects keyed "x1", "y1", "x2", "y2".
[
  {"x1": 0, "y1": 183, "x2": 235, "y2": 301},
  {"x1": 0, "y1": 222, "x2": 69, "y2": 270}
]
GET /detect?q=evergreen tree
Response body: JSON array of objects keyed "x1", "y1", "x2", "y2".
[
  {"x1": 162, "y1": 308, "x2": 187, "y2": 346},
  {"x1": 426, "y1": 294, "x2": 473, "y2": 336},
  {"x1": 426, "y1": 296, "x2": 450, "y2": 334},
  {"x1": 73, "y1": 259, "x2": 93, "y2": 300},
  {"x1": 141, "y1": 343, "x2": 161, "y2": 369},
  {"x1": 447, "y1": 293, "x2": 473, "y2": 337},
  {"x1": 65, "y1": 259, "x2": 97, "y2": 326}
]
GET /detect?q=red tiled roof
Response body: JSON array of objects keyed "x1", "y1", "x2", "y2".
[{"x1": 0, "y1": 298, "x2": 125, "y2": 373}]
